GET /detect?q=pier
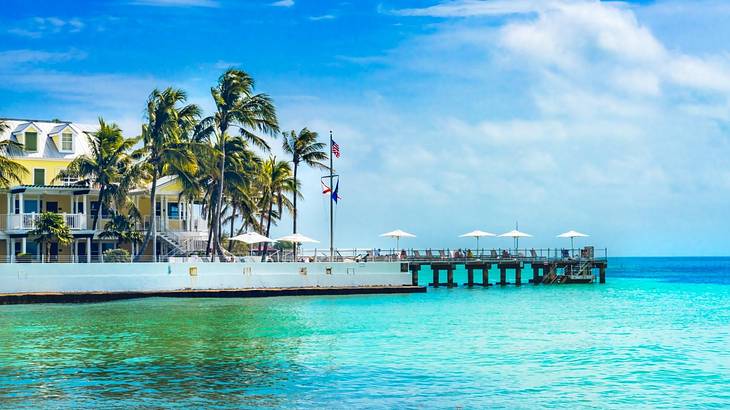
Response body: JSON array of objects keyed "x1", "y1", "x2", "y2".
[{"x1": 400, "y1": 247, "x2": 608, "y2": 287}]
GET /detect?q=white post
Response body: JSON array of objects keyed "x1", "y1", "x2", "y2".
[
  {"x1": 72, "y1": 195, "x2": 77, "y2": 214},
  {"x1": 5, "y1": 238, "x2": 10, "y2": 263},
  {"x1": 152, "y1": 195, "x2": 157, "y2": 263},
  {"x1": 18, "y1": 193, "x2": 24, "y2": 215},
  {"x1": 73, "y1": 239, "x2": 78, "y2": 263},
  {"x1": 163, "y1": 196, "x2": 168, "y2": 231},
  {"x1": 6, "y1": 193, "x2": 11, "y2": 229},
  {"x1": 186, "y1": 201, "x2": 192, "y2": 231},
  {"x1": 9, "y1": 238, "x2": 15, "y2": 263},
  {"x1": 98, "y1": 241, "x2": 103, "y2": 264},
  {"x1": 83, "y1": 194, "x2": 88, "y2": 228},
  {"x1": 85, "y1": 238, "x2": 91, "y2": 263},
  {"x1": 21, "y1": 237, "x2": 26, "y2": 254}
]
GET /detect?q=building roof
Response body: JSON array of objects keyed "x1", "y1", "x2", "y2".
[
  {"x1": 0, "y1": 118, "x2": 96, "y2": 160},
  {"x1": 48, "y1": 123, "x2": 74, "y2": 135},
  {"x1": 8, "y1": 184, "x2": 96, "y2": 194}
]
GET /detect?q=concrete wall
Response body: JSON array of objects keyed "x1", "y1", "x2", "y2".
[{"x1": 0, "y1": 261, "x2": 410, "y2": 294}]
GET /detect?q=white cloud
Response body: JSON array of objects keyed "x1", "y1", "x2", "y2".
[
  {"x1": 129, "y1": 0, "x2": 219, "y2": 7},
  {"x1": 271, "y1": 0, "x2": 294, "y2": 7},
  {"x1": 309, "y1": 14, "x2": 336, "y2": 21},
  {"x1": 0, "y1": 49, "x2": 87, "y2": 67},
  {"x1": 7, "y1": 16, "x2": 86, "y2": 38},
  {"x1": 391, "y1": 0, "x2": 550, "y2": 17},
  {"x1": 281, "y1": 0, "x2": 730, "y2": 254}
]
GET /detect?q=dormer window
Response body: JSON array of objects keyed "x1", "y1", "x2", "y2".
[
  {"x1": 25, "y1": 131, "x2": 38, "y2": 152},
  {"x1": 61, "y1": 132, "x2": 73, "y2": 152}
]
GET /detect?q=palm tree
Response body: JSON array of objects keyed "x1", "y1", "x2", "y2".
[
  {"x1": 135, "y1": 88, "x2": 201, "y2": 261},
  {"x1": 55, "y1": 118, "x2": 139, "y2": 231},
  {"x1": 100, "y1": 211, "x2": 144, "y2": 253},
  {"x1": 0, "y1": 120, "x2": 28, "y2": 187},
  {"x1": 281, "y1": 128, "x2": 328, "y2": 235},
  {"x1": 192, "y1": 135, "x2": 263, "y2": 256},
  {"x1": 258, "y1": 156, "x2": 296, "y2": 259},
  {"x1": 197, "y1": 69, "x2": 278, "y2": 260},
  {"x1": 28, "y1": 212, "x2": 74, "y2": 262}
]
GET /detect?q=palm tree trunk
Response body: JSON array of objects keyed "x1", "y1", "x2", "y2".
[
  {"x1": 205, "y1": 197, "x2": 214, "y2": 257},
  {"x1": 136, "y1": 171, "x2": 158, "y2": 261},
  {"x1": 258, "y1": 205, "x2": 266, "y2": 252},
  {"x1": 212, "y1": 142, "x2": 226, "y2": 261},
  {"x1": 261, "y1": 201, "x2": 274, "y2": 262},
  {"x1": 92, "y1": 186, "x2": 106, "y2": 231},
  {"x1": 229, "y1": 204, "x2": 236, "y2": 252}
]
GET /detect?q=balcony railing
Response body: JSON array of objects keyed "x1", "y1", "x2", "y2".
[
  {"x1": 142, "y1": 216, "x2": 208, "y2": 233},
  {"x1": 3, "y1": 213, "x2": 87, "y2": 230}
]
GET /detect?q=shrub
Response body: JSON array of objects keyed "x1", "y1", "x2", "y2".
[
  {"x1": 103, "y1": 248, "x2": 131, "y2": 263},
  {"x1": 16, "y1": 253, "x2": 32, "y2": 263}
]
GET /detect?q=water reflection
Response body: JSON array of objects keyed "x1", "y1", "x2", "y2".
[{"x1": 0, "y1": 298, "x2": 311, "y2": 407}]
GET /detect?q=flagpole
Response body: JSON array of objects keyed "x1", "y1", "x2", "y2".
[{"x1": 329, "y1": 130, "x2": 334, "y2": 263}]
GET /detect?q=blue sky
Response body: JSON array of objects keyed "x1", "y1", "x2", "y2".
[{"x1": 2, "y1": 0, "x2": 730, "y2": 256}]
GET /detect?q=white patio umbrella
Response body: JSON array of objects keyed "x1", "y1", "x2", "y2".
[
  {"x1": 498, "y1": 229, "x2": 533, "y2": 252},
  {"x1": 229, "y1": 232, "x2": 276, "y2": 244},
  {"x1": 380, "y1": 229, "x2": 416, "y2": 251},
  {"x1": 276, "y1": 233, "x2": 320, "y2": 261},
  {"x1": 557, "y1": 230, "x2": 589, "y2": 252},
  {"x1": 459, "y1": 230, "x2": 496, "y2": 251},
  {"x1": 276, "y1": 233, "x2": 320, "y2": 244}
]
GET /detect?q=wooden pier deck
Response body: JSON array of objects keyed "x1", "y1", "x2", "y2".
[{"x1": 407, "y1": 257, "x2": 607, "y2": 287}]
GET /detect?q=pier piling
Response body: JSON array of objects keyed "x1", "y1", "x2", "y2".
[
  {"x1": 409, "y1": 264, "x2": 421, "y2": 286},
  {"x1": 410, "y1": 253, "x2": 605, "y2": 288},
  {"x1": 464, "y1": 262, "x2": 491, "y2": 287},
  {"x1": 599, "y1": 266, "x2": 606, "y2": 284}
]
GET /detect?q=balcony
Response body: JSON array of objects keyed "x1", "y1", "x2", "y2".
[
  {"x1": 142, "y1": 216, "x2": 208, "y2": 233},
  {"x1": 3, "y1": 213, "x2": 87, "y2": 230}
]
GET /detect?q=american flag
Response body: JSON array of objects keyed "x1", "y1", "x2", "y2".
[{"x1": 331, "y1": 140, "x2": 341, "y2": 158}]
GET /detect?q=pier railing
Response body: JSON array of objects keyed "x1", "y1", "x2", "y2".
[
  {"x1": 264, "y1": 247, "x2": 607, "y2": 263},
  {"x1": 0, "y1": 247, "x2": 607, "y2": 264}
]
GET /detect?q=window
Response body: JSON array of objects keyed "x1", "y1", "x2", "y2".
[
  {"x1": 90, "y1": 201, "x2": 111, "y2": 219},
  {"x1": 33, "y1": 169, "x2": 45, "y2": 185},
  {"x1": 60, "y1": 175, "x2": 79, "y2": 186},
  {"x1": 61, "y1": 132, "x2": 73, "y2": 152},
  {"x1": 25, "y1": 131, "x2": 38, "y2": 152},
  {"x1": 167, "y1": 202, "x2": 180, "y2": 219},
  {"x1": 15, "y1": 242, "x2": 39, "y2": 258},
  {"x1": 24, "y1": 200, "x2": 39, "y2": 213}
]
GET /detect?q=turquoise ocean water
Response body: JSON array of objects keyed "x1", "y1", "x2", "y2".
[{"x1": 1, "y1": 257, "x2": 729, "y2": 408}]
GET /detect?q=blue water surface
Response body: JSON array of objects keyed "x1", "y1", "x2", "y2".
[{"x1": 1, "y1": 257, "x2": 729, "y2": 408}]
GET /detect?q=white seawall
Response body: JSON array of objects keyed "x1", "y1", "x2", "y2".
[{"x1": 0, "y1": 262, "x2": 411, "y2": 294}]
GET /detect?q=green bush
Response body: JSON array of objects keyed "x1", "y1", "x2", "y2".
[
  {"x1": 103, "y1": 248, "x2": 131, "y2": 263},
  {"x1": 16, "y1": 253, "x2": 32, "y2": 263}
]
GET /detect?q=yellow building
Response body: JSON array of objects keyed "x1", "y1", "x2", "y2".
[{"x1": 0, "y1": 118, "x2": 207, "y2": 263}]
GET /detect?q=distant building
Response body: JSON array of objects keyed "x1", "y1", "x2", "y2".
[{"x1": 0, "y1": 118, "x2": 207, "y2": 263}]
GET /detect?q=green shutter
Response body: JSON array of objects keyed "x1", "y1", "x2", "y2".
[
  {"x1": 25, "y1": 132, "x2": 38, "y2": 151},
  {"x1": 33, "y1": 169, "x2": 45, "y2": 185}
]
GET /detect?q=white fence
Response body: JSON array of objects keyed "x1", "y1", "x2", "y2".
[{"x1": 2, "y1": 213, "x2": 87, "y2": 230}]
